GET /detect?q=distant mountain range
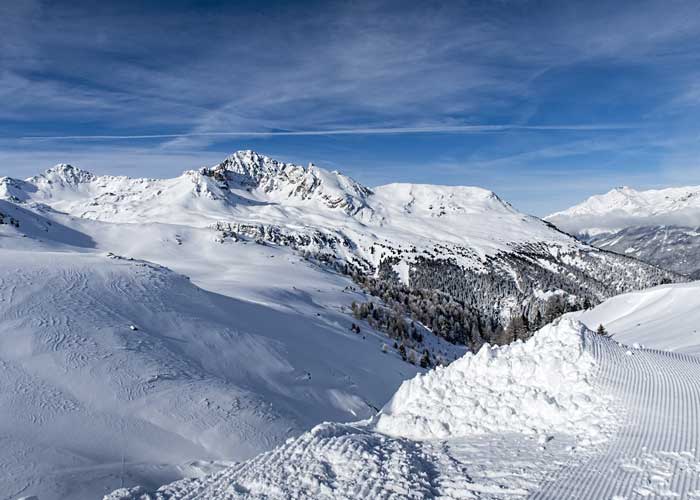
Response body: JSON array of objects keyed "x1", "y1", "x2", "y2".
[{"x1": 547, "y1": 185, "x2": 700, "y2": 278}]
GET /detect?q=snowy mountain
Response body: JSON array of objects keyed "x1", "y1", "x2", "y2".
[
  {"x1": 546, "y1": 186, "x2": 700, "y2": 277},
  {"x1": 109, "y1": 317, "x2": 700, "y2": 499},
  {"x1": 0, "y1": 150, "x2": 685, "y2": 498},
  {"x1": 1, "y1": 151, "x2": 681, "y2": 342}
]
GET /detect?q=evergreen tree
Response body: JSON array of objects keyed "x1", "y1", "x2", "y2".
[
  {"x1": 420, "y1": 350, "x2": 431, "y2": 368},
  {"x1": 398, "y1": 343, "x2": 407, "y2": 361}
]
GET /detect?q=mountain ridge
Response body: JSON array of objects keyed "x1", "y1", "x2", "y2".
[{"x1": 1, "y1": 150, "x2": 683, "y2": 349}]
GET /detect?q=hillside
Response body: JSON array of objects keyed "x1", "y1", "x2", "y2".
[
  {"x1": 0, "y1": 245, "x2": 452, "y2": 499},
  {"x1": 0, "y1": 151, "x2": 686, "y2": 498}
]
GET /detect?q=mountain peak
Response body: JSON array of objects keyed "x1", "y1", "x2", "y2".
[
  {"x1": 211, "y1": 150, "x2": 285, "y2": 185},
  {"x1": 32, "y1": 163, "x2": 96, "y2": 185},
  {"x1": 202, "y1": 151, "x2": 372, "y2": 214}
]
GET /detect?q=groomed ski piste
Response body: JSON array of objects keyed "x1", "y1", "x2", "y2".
[{"x1": 107, "y1": 316, "x2": 700, "y2": 499}]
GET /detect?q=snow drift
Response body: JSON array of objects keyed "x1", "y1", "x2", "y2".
[
  {"x1": 108, "y1": 311, "x2": 700, "y2": 500},
  {"x1": 372, "y1": 318, "x2": 612, "y2": 443}
]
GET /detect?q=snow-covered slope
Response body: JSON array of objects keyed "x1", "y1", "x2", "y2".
[
  {"x1": 110, "y1": 317, "x2": 700, "y2": 499},
  {"x1": 546, "y1": 186, "x2": 700, "y2": 277},
  {"x1": 572, "y1": 281, "x2": 700, "y2": 355},
  {"x1": 108, "y1": 319, "x2": 615, "y2": 499},
  {"x1": 4, "y1": 151, "x2": 572, "y2": 263},
  {"x1": 0, "y1": 244, "x2": 453, "y2": 499}
]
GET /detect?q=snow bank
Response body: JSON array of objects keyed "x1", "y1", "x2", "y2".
[
  {"x1": 372, "y1": 318, "x2": 612, "y2": 443},
  {"x1": 105, "y1": 422, "x2": 438, "y2": 500}
]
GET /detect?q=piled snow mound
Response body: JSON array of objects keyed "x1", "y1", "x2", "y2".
[
  {"x1": 373, "y1": 318, "x2": 613, "y2": 443},
  {"x1": 106, "y1": 422, "x2": 437, "y2": 500}
]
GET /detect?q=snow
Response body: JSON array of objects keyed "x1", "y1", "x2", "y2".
[
  {"x1": 5, "y1": 151, "x2": 580, "y2": 273},
  {"x1": 109, "y1": 316, "x2": 700, "y2": 499},
  {"x1": 0, "y1": 154, "x2": 474, "y2": 499},
  {"x1": 546, "y1": 184, "x2": 700, "y2": 236},
  {"x1": 391, "y1": 260, "x2": 410, "y2": 285},
  {"x1": 571, "y1": 281, "x2": 700, "y2": 354},
  {"x1": 0, "y1": 246, "x2": 440, "y2": 499},
  {"x1": 2, "y1": 151, "x2": 698, "y2": 498},
  {"x1": 372, "y1": 318, "x2": 612, "y2": 443},
  {"x1": 546, "y1": 186, "x2": 700, "y2": 276},
  {"x1": 532, "y1": 327, "x2": 700, "y2": 499},
  {"x1": 107, "y1": 319, "x2": 614, "y2": 500},
  {"x1": 104, "y1": 320, "x2": 618, "y2": 499}
]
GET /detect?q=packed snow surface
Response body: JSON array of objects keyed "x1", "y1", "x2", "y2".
[
  {"x1": 373, "y1": 319, "x2": 611, "y2": 443},
  {"x1": 572, "y1": 281, "x2": 700, "y2": 354},
  {"x1": 532, "y1": 325, "x2": 700, "y2": 499}
]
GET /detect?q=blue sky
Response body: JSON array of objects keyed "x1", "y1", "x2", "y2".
[{"x1": 2, "y1": 0, "x2": 700, "y2": 215}]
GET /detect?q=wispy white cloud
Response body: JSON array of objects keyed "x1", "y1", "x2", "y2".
[{"x1": 12, "y1": 123, "x2": 635, "y2": 142}]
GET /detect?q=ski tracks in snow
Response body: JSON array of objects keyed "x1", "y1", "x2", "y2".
[
  {"x1": 109, "y1": 327, "x2": 700, "y2": 499},
  {"x1": 533, "y1": 334, "x2": 700, "y2": 499}
]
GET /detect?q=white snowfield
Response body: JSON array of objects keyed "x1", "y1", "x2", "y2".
[
  {"x1": 572, "y1": 280, "x2": 700, "y2": 355},
  {"x1": 1, "y1": 152, "x2": 697, "y2": 499},
  {"x1": 546, "y1": 184, "x2": 700, "y2": 236}
]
